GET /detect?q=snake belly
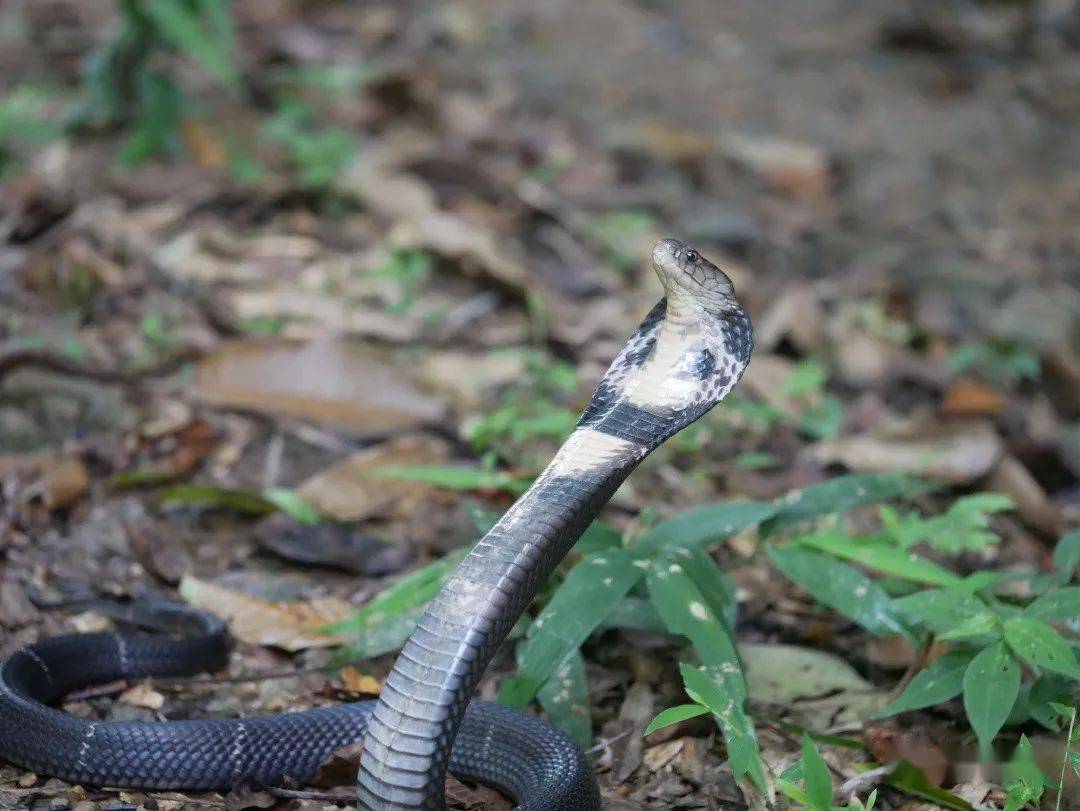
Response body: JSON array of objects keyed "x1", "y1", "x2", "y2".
[{"x1": 0, "y1": 240, "x2": 752, "y2": 810}]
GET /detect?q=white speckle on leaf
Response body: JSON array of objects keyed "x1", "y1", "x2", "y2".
[
  {"x1": 689, "y1": 601, "x2": 708, "y2": 620},
  {"x1": 603, "y1": 577, "x2": 613, "y2": 586}
]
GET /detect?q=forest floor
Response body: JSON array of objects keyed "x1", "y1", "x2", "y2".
[{"x1": 0, "y1": 1, "x2": 1078, "y2": 809}]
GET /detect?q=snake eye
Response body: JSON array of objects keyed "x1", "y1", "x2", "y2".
[{"x1": 684, "y1": 249, "x2": 699, "y2": 264}]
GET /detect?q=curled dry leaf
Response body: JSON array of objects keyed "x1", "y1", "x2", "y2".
[
  {"x1": 338, "y1": 666, "x2": 381, "y2": 697},
  {"x1": 813, "y1": 419, "x2": 1003, "y2": 484},
  {"x1": 36, "y1": 458, "x2": 89, "y2": 510},
  {"x1": 940, "y1": 380, "x2": 1005, "y2": 417},
  {"x1": 299, "y1": 435, "x2": 450, "y2": 522},
  {"x1": 179, "y1": 575, "x2": 351, "y2": 652},
  {"x1": 193, "y1": 338, "x2": 447, "y2": 433},
  {"x1": 119, "y1": 682, "x2": 165, "y2": 710}
]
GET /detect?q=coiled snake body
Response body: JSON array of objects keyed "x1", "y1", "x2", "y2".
[{"x1": 0, "y1": 240, "x2": 753, "y2": 810}]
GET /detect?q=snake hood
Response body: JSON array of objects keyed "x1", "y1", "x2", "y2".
[{"x1": 571, "y1": 238, "x2": 754, "y2": 455}]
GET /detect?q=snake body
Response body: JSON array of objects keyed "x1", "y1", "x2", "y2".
[{"x1": 0, "y1": 240, "x2": 752, "y2": 810}]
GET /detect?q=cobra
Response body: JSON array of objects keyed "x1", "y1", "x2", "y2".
[{"x1": 0, "y1": 239, "x2": 753, "y2": 810}]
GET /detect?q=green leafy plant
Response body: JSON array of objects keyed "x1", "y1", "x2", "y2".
[
  {"x1": 1002, "y1": 735, "x2": 1051, "y2": 811},
  {"x1": 334, "y1": 473, "x2": 1077, "y2": 804},
  {"x1": 0, "y1": 84, "x2": 66, "y2": 175},
  {"x1": 79, "y1": 0, "x2": 238, "y2": 164},
  {"x1": 947, "y1": 339, "x2": 1040, "y2": 384},
  {"x1": 466, "y1": 351, "x2": 581, "y2": 469},
  {"x1": 262, "y1": 98, "x2": 356, "y2": 191}
]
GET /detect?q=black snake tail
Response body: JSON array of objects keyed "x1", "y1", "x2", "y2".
[{"x1": 0, "y1": 240, "x2": 753, "y2": 811}]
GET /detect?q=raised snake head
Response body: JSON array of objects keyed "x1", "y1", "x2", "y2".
[{"x1": 651, "y1": 237, "x2": 741, "y2": 316}]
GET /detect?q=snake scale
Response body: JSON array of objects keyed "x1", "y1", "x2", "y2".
[{"x1": 0, "y1": 239, "x2": 753, "y2": 810}]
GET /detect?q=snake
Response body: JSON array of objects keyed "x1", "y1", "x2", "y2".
[{"x1": 0, "y1": 239, "x2": 753, "y2": 810}]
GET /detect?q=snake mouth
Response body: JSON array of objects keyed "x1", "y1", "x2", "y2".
[{"x1": 651, "y1": 239, "x2": 737, "y2": 308}]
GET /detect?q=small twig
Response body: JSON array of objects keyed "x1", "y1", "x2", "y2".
[
  {"x1": 66, "y1": 680, "x2": 129, "y2": 702},
  {"x1": 583, "y1": 728, "x2": 633, "y2": 757},
  {"x1": 0, "y1": 346, "x2": 203, "y2": 384},
  {"x1": 266, "y1": 786, "x2": 353, "y2": 803}
]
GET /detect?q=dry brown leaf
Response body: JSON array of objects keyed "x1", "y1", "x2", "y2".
[
  {"x1": 988, "y1": 455, "x2": 1063, "y2": 536},
  {"x1": 339, "y1": 666, "x2": 381, "y2": 696},
  {"x1": 119, "y1": 682, "x2": 165, "y2": 710},
  {"x1": 863, "y1": 721, "x2": 948, "y2": 786},
  {"x1": 941, "y1": 380, "x2": 1006, "y2": 416},
  {"x1": 36, "y1": 458, "x2": 89, "y2": 510},
  {"x1": 179, "y1": 575, "x2": 351, "y2": 651},
  {"x1": 180, "y1": 119, "x2": 226, "y2": 168},
  {"x1": 193, "y1": 338, "x2": 447, "y2": 433},
  {"x1": 813, "y1": 419, "x2": 1003, "y2": 484},
  {"x1": 754, "y1": 284, "x2": 827, "y2": 353},
  {"x1": 299, "y1": 435, "x2": 449, "y2": 522},
  {"x1": 721, "y1": 132, "x2": 830, "y2": 197},
  {"x1": 611, "y1": 681, "x2": 655, "y2": 783},
  {"x1": 642, "y1": 738, "x2": 684, "y2": 773},
  {"x1": 418, "y1": 350, "x2": 526, "y2": 409}
]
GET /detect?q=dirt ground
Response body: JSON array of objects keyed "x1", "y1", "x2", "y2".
[{"x1": 0, "y1": 1, "x2": 1078, "y2": 809}]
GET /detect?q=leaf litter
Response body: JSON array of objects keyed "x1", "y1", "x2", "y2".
[{"x1": 1, "y1": 1, "x2": 1078, "y2": 809}]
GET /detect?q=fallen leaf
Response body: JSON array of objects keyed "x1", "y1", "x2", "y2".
[
  {"x1": 35, "y1": 457, "x2": 88, "y2": 510},
  {"x1": 643, "y1": 738, "x2": 684, "y2": 772},
  {"x1": 611, "y1": 681, "x2": 655, "y2": 783},
  {"x1": 126, "y1": 521, "x2": 191, "y2": 585},
  {"x1": 180, "y1": 119, "x2": 227, "y2": 168},
  {"x1": 179, "y1": 575, "x2": 351, "y2": 652},
  {"x1": 754, "y1": 284, "x2": 827, "y2": 354},
  {"x1": 418, "y1": 350, "x2": 526, "y2": 410},
  {"x1": 299, "y1": 435, "x2": 450, "y2": 522},
  {"x1": 813, "y1": 419, "x2": 1003, "y2": 484},
  {"x1": 443, "y1": 776, "x2": 513, "y2": 811},
  {"x1": 0, "y1": 580, "x2": 37, "y2": 628},
  {"x1": 721, "y1": 132, "x2": 830, "y2": 197},
  {"x1": 313, "y1": 741, "x2": 365, "y2": 788},
  {"x1": 863, "y1": 721, "x2": 948, "y2": 786},
  {"x1": 119, "y1": 682, "x2": 165, "y2": 710},
  {"x1": 253, "y1": 513, "x2": 409, "y2": 576},
  {"x1": 742, "y1": 642, "x2": 889, "y2": 726},
  {"x1": 338, "y1": 666, "x2": 381, "y2": 697},
  {"x1": 194, "y1": 338, "x2": 447, "y2": 433},
  {"x1": 940, "y1": 380, "x2": 1005, "y2": 417},
  {"x1": 987, "y1": 455, "x2": 1063, "y2": 537},
  {"x1": 864, "y1": 635, "x2": 919, "y2": 671}
]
